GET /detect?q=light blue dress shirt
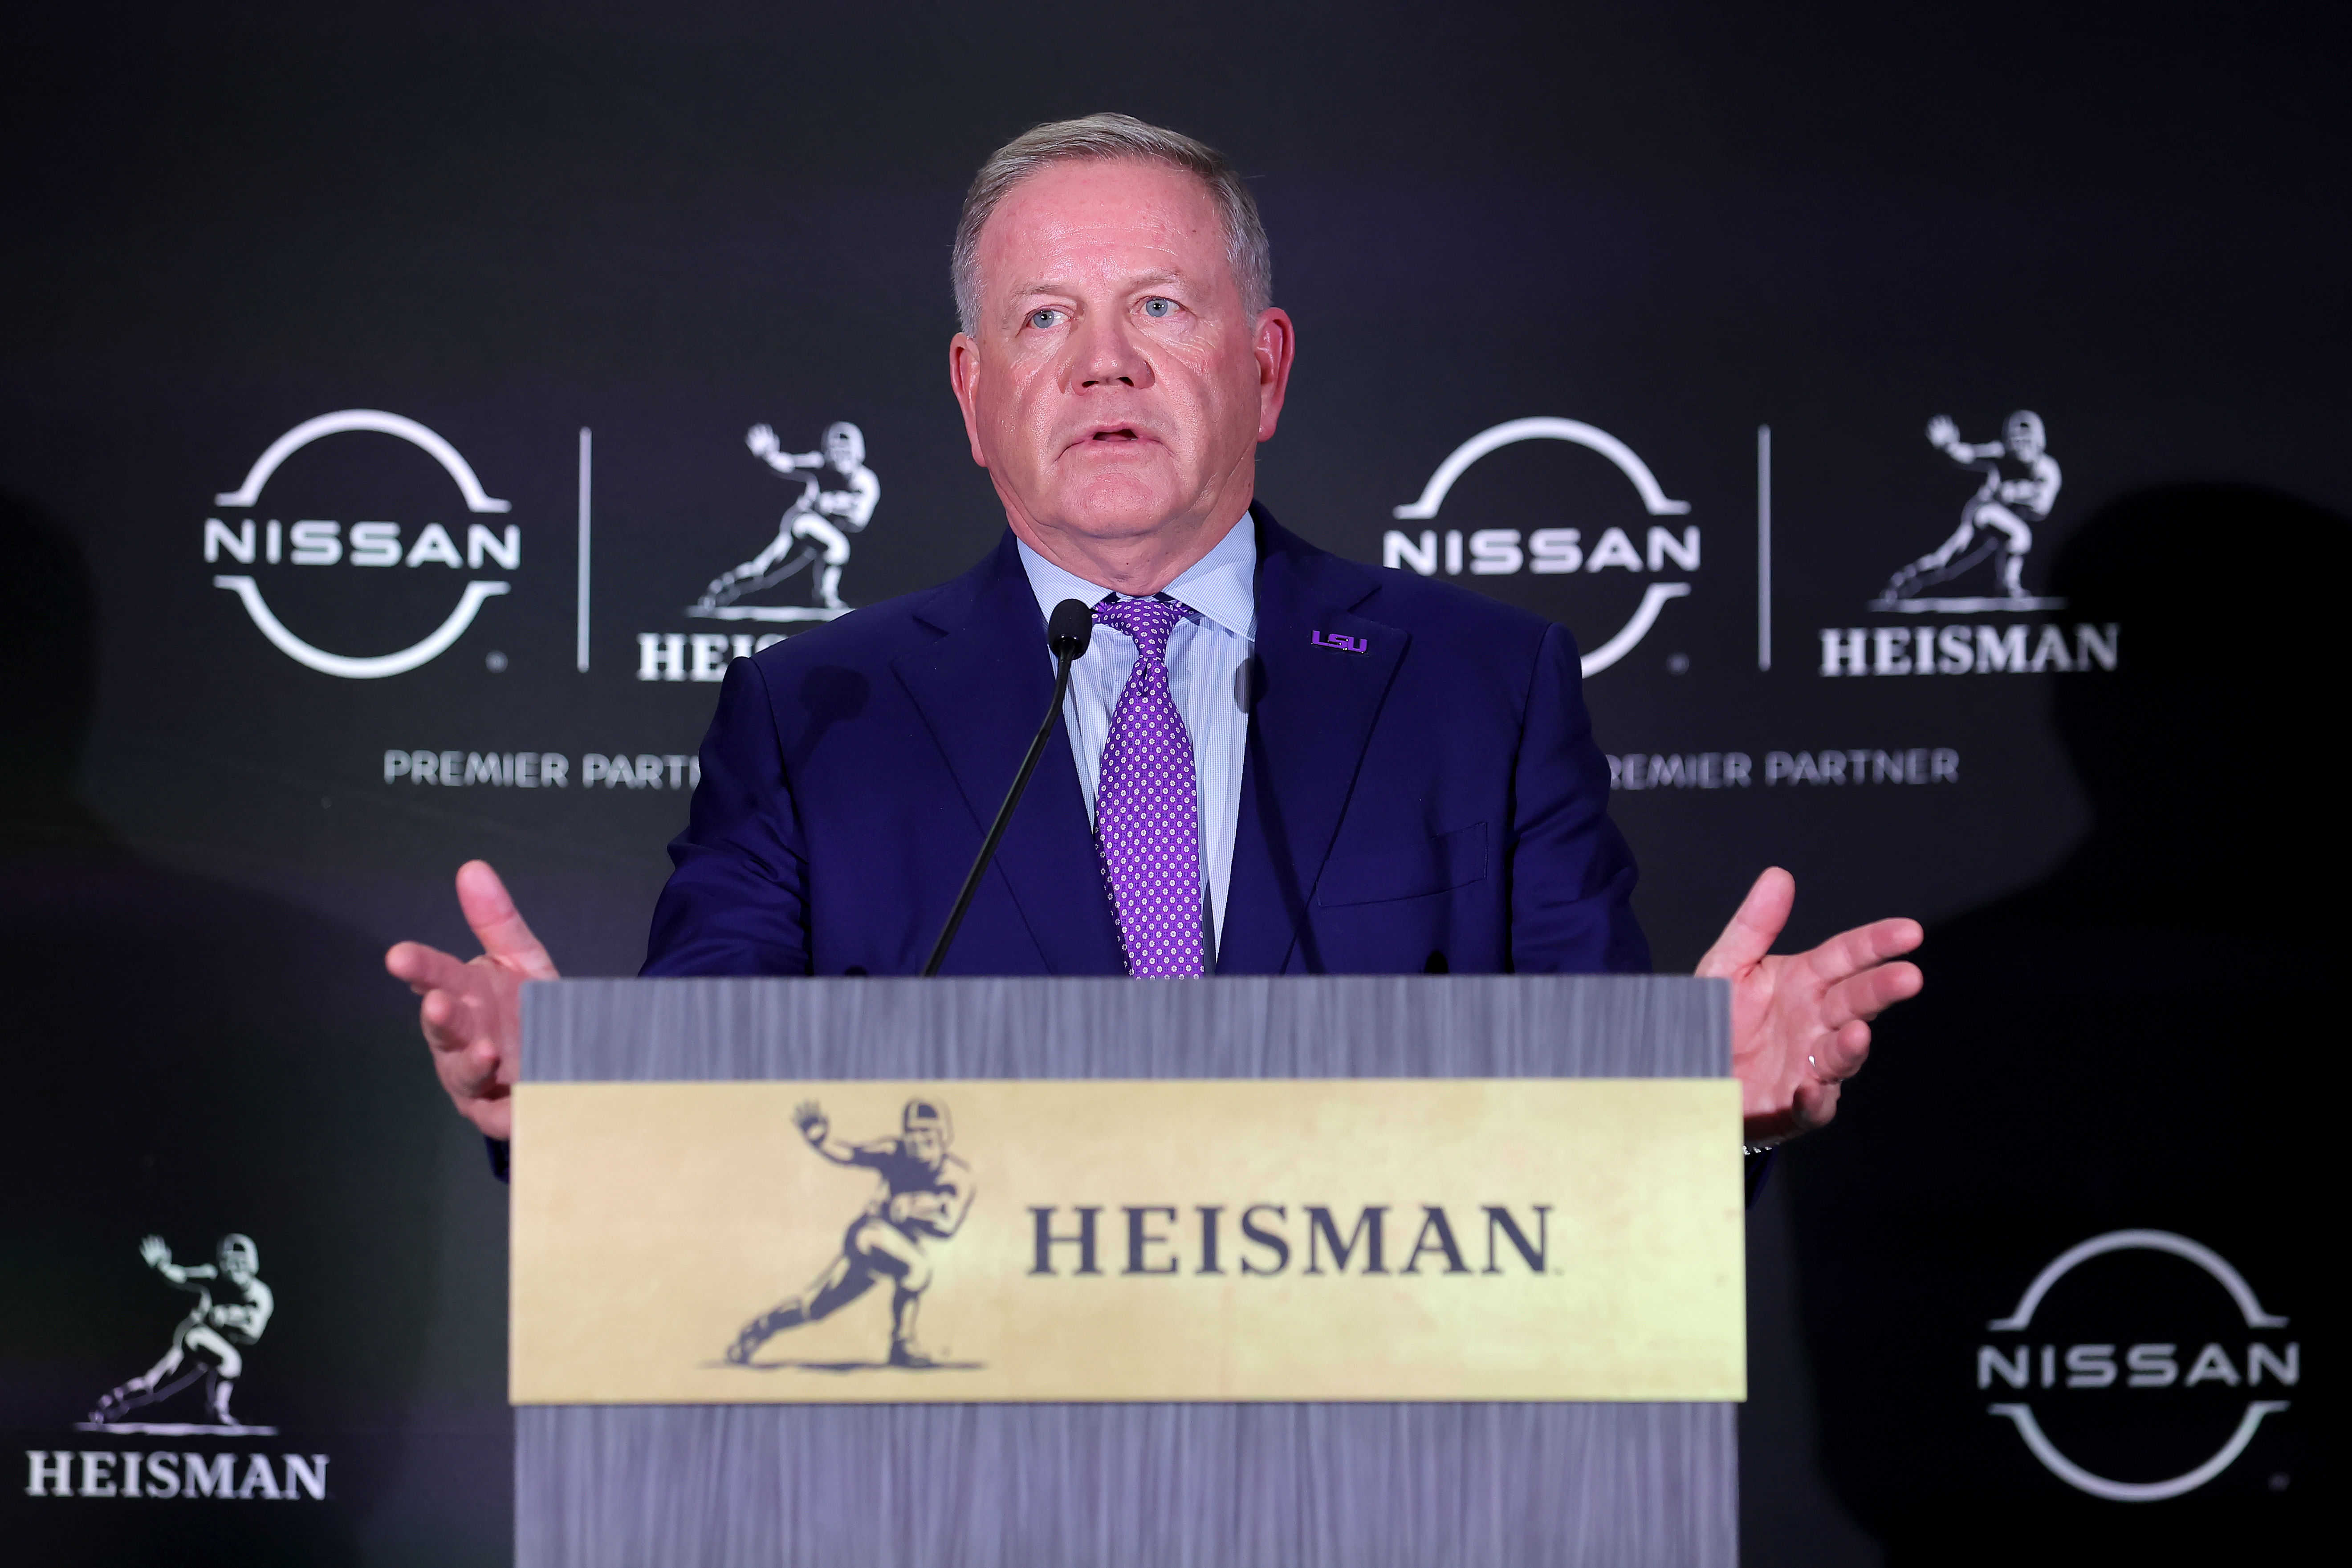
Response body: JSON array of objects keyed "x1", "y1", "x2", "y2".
[{"x1": 1016, "y1": 518, "x2": 1257, "y2": 952}]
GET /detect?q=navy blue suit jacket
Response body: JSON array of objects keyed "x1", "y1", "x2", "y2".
[{"x1": 643, "y1": 507, "x2": 1648, "y2": 978}]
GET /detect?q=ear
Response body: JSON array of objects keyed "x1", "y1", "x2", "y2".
[
  {"x1": 1252, "y1": 307, "x2": 1296, "y2": 443},
  {"x1": 948, "y1": 332, "x2": 989, "y2": 468}
]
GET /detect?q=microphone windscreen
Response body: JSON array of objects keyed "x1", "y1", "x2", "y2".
[{"x1": 1047, "y1": 598, "x2": 1094, "y2": 661}]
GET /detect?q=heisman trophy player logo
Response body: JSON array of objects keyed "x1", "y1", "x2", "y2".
[
  {"x1": 81, "y1": 1234, "x2": 277, "y2": 1436},
  {"x1": 688, "y1": 420, "x2": 879, "y2": 622},
  {"x1": 1874, "y1": 410, "x2": 2064, "y2": 611},
  {"x1": 724, "y1": 1097, "x2": 976, "y2": 1372}
]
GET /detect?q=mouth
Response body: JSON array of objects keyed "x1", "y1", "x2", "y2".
[{"x1": 1067, "y1": 422, "x2": 1157, "y2": 452}]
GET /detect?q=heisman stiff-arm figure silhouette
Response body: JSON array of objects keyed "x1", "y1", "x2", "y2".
[
  {"x1": 90, "y1": 1234, "x2": 275, "y2": 1430},
  {"x1": 726, "y1": 1097, "x2": 973, "y2": 1369},
  {"x1": 1878, "y1": 411, "x2": 2062, "y2": 605},
  {"x1": 697, "y1": 421, "x2": 879, "y2": 613}
]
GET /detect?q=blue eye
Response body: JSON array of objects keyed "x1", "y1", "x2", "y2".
[
  {"x1": 1142, "y1": 297, "x2": 1176, "y2": 319},
  {"x1": 1028, "y1": 309, "x2": 1063, "y2": 330}
]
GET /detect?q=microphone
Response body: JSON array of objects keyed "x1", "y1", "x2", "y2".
[{"x1": 923, "y1": 597, "x2": 1095, "y2": 976}]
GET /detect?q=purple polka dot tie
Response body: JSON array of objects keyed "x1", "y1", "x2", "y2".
[{"x1": 1092, "y1": 595, "x2": 1204, "y2": 978}]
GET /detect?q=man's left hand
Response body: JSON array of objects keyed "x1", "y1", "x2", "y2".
[{"x1": 1697, "y1": 867, "x2": 1923, "y2": 1145}]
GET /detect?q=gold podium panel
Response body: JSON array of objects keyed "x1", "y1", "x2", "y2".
[{"x1": 512, "y1": 1078, "x2": 1742, "y2": 1404}]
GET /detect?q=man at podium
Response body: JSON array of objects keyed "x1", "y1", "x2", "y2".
[{"x1": 387, "y1": 114, "x2": 1921, "y2": 1158}]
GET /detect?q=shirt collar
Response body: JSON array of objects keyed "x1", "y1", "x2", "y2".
[{"x1": 1015, "y1": 514, "x2": 1257, "y2": 642}]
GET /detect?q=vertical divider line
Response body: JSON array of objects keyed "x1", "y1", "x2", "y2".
[
  {"x1": 576, "y1": 427, "x2": 592, "y2": 673},
  {"x1": 1757, "y1": 424, "x2": 1772, "y2": 672}
]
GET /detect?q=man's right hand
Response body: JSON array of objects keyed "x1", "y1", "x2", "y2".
[{"x1": 384, "y1": 860, "x2": 558, "y2": 1141}]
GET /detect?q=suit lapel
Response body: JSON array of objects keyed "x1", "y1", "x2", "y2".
[
  {"x1": 1219, "y1": 507, "x2": 1408, "y2": 973},
  {"x1": 891, "y1": 535, "x2": 1124, "y2": 975}
]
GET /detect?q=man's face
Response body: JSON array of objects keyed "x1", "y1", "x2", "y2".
[
  {"x1": 905, "y1": 1124, "x2": 944, "y2": 1165},
  {"x1": 826, "y1": 431, "x2": 858, "y2": 471},
  {"x1": 950, "y1": 158, "x2": 1292, "y2": 556}
]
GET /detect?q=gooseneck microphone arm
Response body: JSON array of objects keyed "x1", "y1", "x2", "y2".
[{"x1": 922, "y1": 597, "x2": 1095, "y2": 977}]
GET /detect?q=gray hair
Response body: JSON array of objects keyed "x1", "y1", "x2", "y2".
[{"x1": 952, "y1": 113, "x2": 1271, "y2": 336}]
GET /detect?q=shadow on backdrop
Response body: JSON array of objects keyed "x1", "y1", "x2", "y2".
[
  {"x1": 1784, "y1": 484, "x2": 2344, "y2": 1564},
  {"x1": 0, "y1": 495, "x2": 500, "y2": 1564}
]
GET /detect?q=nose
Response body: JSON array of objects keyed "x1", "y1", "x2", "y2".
[{"x1": 1069, "y1": 309, "x2": 1152, "y2": 391}]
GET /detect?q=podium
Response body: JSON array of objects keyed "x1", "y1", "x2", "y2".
[{"x1": 512, "y1": 975, "x2": 1740, "y2": 1567}]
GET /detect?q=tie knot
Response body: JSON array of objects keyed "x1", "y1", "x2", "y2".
[{"x1": 1092, "y1": 594, "x2": 1189, "y2": 662}]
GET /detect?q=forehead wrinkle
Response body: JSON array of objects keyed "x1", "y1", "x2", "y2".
[
  {"x1": 1008, "y1": 265, "x2": 1187, "y2": 301},
  {"x1": 989, "y1": 199, "x2": 1191, "y2": 260}
]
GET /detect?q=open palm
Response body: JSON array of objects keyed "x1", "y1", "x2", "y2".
[{"x1": 1697, "y1": 868, "x2": 1923, "y2": 1145}]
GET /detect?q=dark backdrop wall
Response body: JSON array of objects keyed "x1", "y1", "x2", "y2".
[{"x1": 4, "y1": 3, "x2": 2342, "y2": 1563}]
